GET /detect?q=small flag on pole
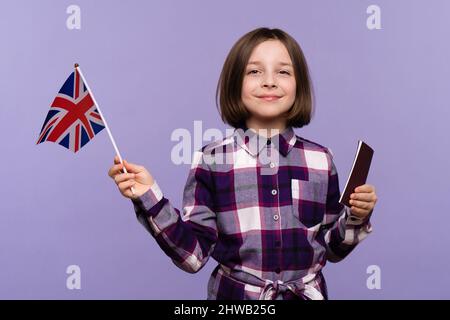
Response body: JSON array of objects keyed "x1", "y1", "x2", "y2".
[
  {"x1": 37, "y1": 64, "x2": 135, "y2": 194},
  {"x1": 36, "y1": 65, "x2": 105, "y2": 152}
]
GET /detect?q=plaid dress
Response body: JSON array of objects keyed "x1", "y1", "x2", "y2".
[{"x1": 132, "y1": 126, "x2": 372, "y2": 300}]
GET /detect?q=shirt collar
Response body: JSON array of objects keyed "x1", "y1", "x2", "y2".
[{"x1": 233, "y1": 124, "x2": 297, "y2": 158}]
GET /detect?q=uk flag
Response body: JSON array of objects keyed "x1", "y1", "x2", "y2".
[{"x1": 36, "y1": 68, "x2": 105, "y2": 153}]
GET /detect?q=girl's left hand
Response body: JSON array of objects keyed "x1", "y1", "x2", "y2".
[{"x1": 349, "y1": 184, "x2": 378, "y2": 219}]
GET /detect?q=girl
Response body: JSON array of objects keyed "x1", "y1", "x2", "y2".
[{"x1": 108, "y1": 27, "x2": 377, "y2": 300}]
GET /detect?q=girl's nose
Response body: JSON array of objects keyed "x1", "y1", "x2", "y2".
[
  {"x1": 261, "y1": 74, "x2": 277, "y2": 88},
  {"x1": 262, "y1": 81, "x2": 277, "y2": 88}
]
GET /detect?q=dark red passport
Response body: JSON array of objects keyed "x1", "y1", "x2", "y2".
[{"x1": 339, "y1": 141, "x2": 374, "y2": 207}]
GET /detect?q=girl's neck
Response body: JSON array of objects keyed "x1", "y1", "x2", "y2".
[{"x1": 245, "y1": 117, "x2": 288, "y2": 138}]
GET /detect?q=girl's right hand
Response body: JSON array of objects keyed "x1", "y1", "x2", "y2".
[{"x1": 108, "y1": 156, "x2": 155, "y2": 200}]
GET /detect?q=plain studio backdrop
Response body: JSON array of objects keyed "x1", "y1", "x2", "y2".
[{"x1": 0, "y1": 0, "x2": 449, "y2": 299}]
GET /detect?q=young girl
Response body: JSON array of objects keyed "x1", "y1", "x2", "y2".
[{"x1": 108, "y1": 27, "x2": 377, "y2": 300}]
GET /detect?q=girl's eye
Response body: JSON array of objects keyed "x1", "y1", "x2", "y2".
[{"x1": 246, "y1": 69, "x2": 291, "y2": 75}]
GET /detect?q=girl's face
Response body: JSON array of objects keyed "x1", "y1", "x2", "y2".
[{"x1": 241, "y1": 40, "x2": 296, "y2": 128}]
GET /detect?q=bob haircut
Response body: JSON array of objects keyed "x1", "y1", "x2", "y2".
[{"x1": 216, "y1": 27, "x2": 315, "y2": 129}]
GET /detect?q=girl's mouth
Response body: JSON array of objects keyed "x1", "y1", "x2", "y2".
[{"x1": 259, "y1": 96, "x2": 281, "y2": 101}]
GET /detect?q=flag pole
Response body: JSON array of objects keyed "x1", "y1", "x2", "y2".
[{"x1": 74, "y1": 63, "x2": 135, "y2": 196}]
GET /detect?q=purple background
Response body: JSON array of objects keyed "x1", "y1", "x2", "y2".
[{"x1": 1, "y1": 0, "x2": 449, "y2": 299}]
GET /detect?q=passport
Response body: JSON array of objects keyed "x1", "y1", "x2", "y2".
[{"x1": 339, "y1": 141, "x2": 374, "y2": 207}]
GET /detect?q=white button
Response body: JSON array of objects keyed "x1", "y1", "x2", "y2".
[
  {"x1": 273, "y1": 215, "x2": 279, "y2": 221},
  {"x1": 269, "y1": 162, "x2": 275, "y2": 168},
  {"x1": 271, "y1": 189, "x2": 277, "y2": 195}
]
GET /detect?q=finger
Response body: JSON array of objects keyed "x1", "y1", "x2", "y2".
[
  {"x1": 123, "y1": 160, "x2": 144, "y2": 174},
  {"x1": 122, "y1": 188, "x2": 135, "y2": 199},
  {"x1": 350, "y1": 192, "x2": 376, "y2": 202},
  {"x1": 114, "y1": 156, "x2": 120, "y2": 164},
  {"x1": 118, "y1": 179, "x2": 135, "y2": 192},
  {"x1": 108, "y1": 164, "x2": 119, "y2": 177},
  {"x1": 108, "y1": 163, "x2": 124, "y2": 178},
  {"x1": 114, "y1": 173, "x2": 136, "y2": 184},
  {"x1": 354, "y1": 184, "x2": 374, "y2": 193},
  {"x1": 349, "y1": 199, "x2": 372, "y2": 210},
  {"x1": 109, "y1": 163, "x2": 126, "y2": 178},
  {"x1": 350, "y1": 206, "x2": 370, "y2": 217}
]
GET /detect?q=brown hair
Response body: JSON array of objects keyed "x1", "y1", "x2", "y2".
[{"x1": 216, "y1": 27, "x2": 315, "y2": 129}]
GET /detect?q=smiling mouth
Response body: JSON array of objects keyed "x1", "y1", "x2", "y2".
[{"x1": 259, "y1": 96, "x2": 281, "y2": 101}]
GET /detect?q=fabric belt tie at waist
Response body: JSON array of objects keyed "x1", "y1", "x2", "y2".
[
  {"x1": 218, "y1": 265, "x2": 324, "y2": 300},
  {"x1": 259, "y1": 276, "x2": 323, "y2": 300}
]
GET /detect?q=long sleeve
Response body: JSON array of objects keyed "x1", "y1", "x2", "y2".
[
  {"x1": 320, "y1": 148, "x2": 373, "y2": 263},
  {"x1": 131, "y1": 149, "x2": 218, "y2": 273}
]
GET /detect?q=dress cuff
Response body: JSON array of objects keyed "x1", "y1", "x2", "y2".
[{"x1": 132, "y1": 180, "x2": 164, "y2": 215}]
